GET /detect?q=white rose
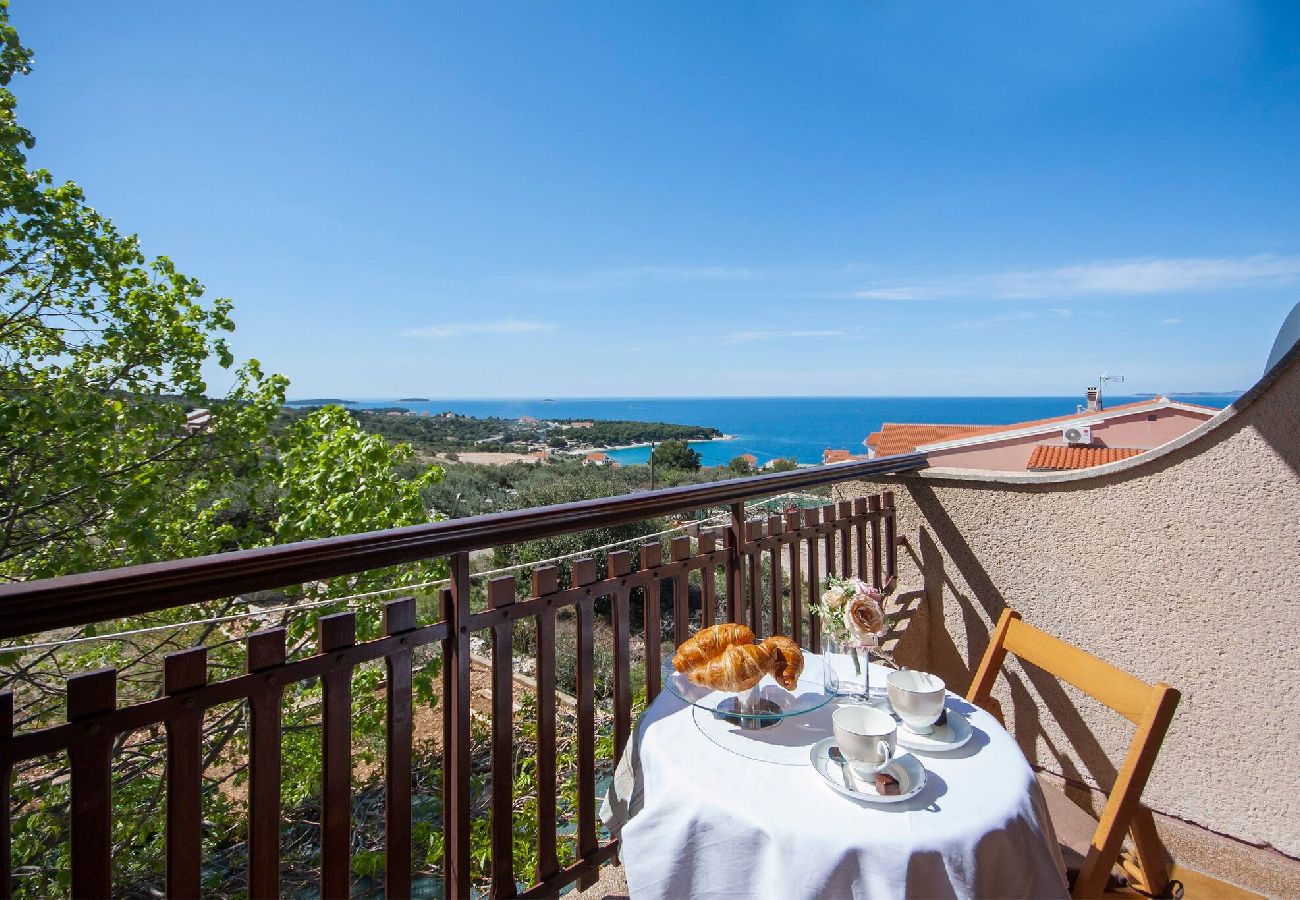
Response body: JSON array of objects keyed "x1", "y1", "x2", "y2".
[{"x1": 822, "y1": 588, "x2": 846, "y2": 610}]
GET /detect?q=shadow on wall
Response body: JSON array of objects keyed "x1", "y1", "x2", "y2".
[
  {"x1": 906, "y1": 480, "x2": 1125, "y2": 800},
  {"x1": 1248, "y1": 329, "x2": 1300, "y2": 479}
]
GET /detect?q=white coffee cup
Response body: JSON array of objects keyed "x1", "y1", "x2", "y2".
[
  {"x1": 832, "y1": 705, "x2": 897, "y2": 776},
  {"x1": 886, "y1": 669, "x2": 947, "y2": 735}
]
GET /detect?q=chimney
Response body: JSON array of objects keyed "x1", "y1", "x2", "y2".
[{"x1": 1085, "y1": 386, "x2": 1102, "y2": 412}]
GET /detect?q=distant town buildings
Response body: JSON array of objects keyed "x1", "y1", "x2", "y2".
[
  {"x1": 184, "y1": 408, "x2": 211, "y2": 434},
  {"x1": 822, "y1": 448, "x2": 867, "y2": 465}
]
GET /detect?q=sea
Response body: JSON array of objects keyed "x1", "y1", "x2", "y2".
[{"x1": 288, "y1": 395, "x2": 1241, "y2": 467}]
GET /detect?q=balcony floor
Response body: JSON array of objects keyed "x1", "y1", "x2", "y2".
[{"x1": 570, "y1": 862, "x2": 629, "y2": 899}]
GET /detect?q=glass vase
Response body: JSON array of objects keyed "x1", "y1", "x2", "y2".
[{"x1": 822, "y1": 636, "x2": 870, "y2": 698}]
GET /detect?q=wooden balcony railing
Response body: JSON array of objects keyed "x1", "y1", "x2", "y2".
[{"x1": 0, "y1": 453, "x2": 924, "y2": 899}]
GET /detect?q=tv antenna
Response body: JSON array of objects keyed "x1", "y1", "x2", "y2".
[{"x1": 1097, "y1": 372, "x2": 1125, "y2": 411}]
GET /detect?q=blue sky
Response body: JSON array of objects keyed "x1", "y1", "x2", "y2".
[{"x1": 11, "y1": 2, "x2": 1300, "y2": 397}]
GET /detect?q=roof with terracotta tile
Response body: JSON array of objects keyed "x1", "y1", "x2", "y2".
[
  {"x1": 870, "y1": 424, "x2": 1003, "y2": 456},
  {"x1": 822, "y1": 448, "x2": 859, "y2": 463},
  {"x1": 866, "y1": 397, "x2": 1221, "y2": 458},
  {"x1": 1026, "y1": 444, "x2": 1145, "y2": 470}
]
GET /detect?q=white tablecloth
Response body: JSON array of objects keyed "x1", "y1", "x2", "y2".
[{"x1": 604, "y1": 658, "x2": 1068, "y2": 899}]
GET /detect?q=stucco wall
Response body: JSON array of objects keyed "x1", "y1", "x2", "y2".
[
  {"x1": 845, "y1": 355, "x2": 1300, "y2": 857},
  {"x1": 923, "y1": 406, "x2": 1214, "y2": 471}
]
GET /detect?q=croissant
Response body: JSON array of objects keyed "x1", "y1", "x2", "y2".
[
  {"x1": 761, "y1": 635, "x2": 805, "y2": 690},
  {"x1": 687, "y1": 641, "x2": 773, "y2": 692},
  {"x1": 672, "y1": 622, "x2": 754, "y2": 673}
]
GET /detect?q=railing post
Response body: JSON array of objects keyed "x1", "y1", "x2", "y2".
[
  {"x1": 768, "y1": 515, "x2": 784, "y2": 637},
  {"x1": 608, "y1": 551, "x2": 633, "y2": 759},
  {"x1": 726, "y1": 502, "x2": 745, "y2": 625},
  {"x1": 247, "y1": 628, "x2": 286, "y2": 900},
  {"x1": 803, "y1": 509, "x2": 822, "y2": 652},
  {"x1": 0, "y1": 692, "x2": 10, "y2": 900},
  {"x1": 67, "y1": 667, "x2": 116, "y2": 900},
  {"x1": 487, "y1": 577, "x2": 517, "y2": 898},
  {"x1": 699, "y1": 531, "x2": 718, "y2": 629},
  {"x1": 746, "y1": 521, "x2": 763, "y2": 638},
  {"x1": 868, "y1": 494, "x2": 883, "y2": 589},
  {"x1": 670, "y1": 536, "x2": 692, "y2": 645},
  {"x1": 837, "y1": 500, "x2": 853, "y2": 578},
  {"x1": 318, "y1": 611, "x2": 356, "y2": 900},
  {"x1": 532, "y1": 566, "x2": 561, "y2": 889},
  {"x1": 640, "y1": 543, "x2": 665, "y2": 701},
  {"x1": 785, "y1": 508, "x2": 803, "y2": 646},
  {"x1": 573, "y1": 558, "x2": 599, "y2": 891},
  {"x1": 383, "y1": 597, "x2": 417, "y2": 900},
  {"x1": 445, "y1": 553, "x2": 473, "y2": 900},
  {"x1": 164, "y1": 648, "x2": 208, "y2": 900},
  {"x1": 883, "y1": 490, "x2": 898, "y2": 587}
]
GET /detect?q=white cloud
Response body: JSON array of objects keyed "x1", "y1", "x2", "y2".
[
  {"x1": 851, "y1": 287, "x2": 931, "y2": 301},
  {"x1": 719, "y1": 329, "x2": 851, "y2": 345},
  {"x1": 852, "y1": 254, "x2": 1300, "y2": 300},
  {"x1": 401, "y1": 319, "x2": 558, "y2": 339},
  {"x1": 952, "y1": 311, "x2": 1037, "y2": 329},
  {"x1": 521, "y1": 264, "x2": 761, "y2": 292},
  {"x1": 1161, "y1": 317, "x2": 1183, "y2": 326}
]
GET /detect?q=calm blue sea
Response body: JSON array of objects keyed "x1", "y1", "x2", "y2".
[{"x1": 290, "y1": 396, "x2": 1240, "y2": 467}]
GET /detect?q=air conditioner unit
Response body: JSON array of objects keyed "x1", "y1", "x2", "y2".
[{"x1": 1062, "y1": 425, "x2": 1091, "y2": 445}]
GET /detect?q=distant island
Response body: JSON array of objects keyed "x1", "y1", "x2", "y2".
[
  {"x1": 398, "y1": 397, "x2": 430, "y2": 402},
  {"x1": 1135, "y1": 391, "x2": 1243, "y2": 398},
  {"x1": 280, "y1": 406, "x2": 723, "y2": 457},
  {"x1": 286, "y1": 398, "x2": 354, "y2": 405}
]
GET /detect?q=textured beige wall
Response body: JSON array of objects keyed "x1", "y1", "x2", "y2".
[{"x1": 845, "y1": 352, "x2": 1300, "y2": 858}]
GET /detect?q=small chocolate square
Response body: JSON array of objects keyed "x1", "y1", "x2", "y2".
[{"x1": 874, "y1": 772, "x2": 901, "y2": 796}]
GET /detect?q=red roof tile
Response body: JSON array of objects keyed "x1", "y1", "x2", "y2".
[
  {"x1": 871, "y1": 424, "x2": 1002, "y2": 456},
  {"x1": 1026, "y1": 445, "x2": 1145, "y2": 470}
]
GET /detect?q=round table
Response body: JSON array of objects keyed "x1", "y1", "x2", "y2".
[{"x1": 608, "y1": 657, "x2": 1069, "y2": 899}]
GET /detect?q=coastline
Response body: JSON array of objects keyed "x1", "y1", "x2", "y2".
[{"x1": 596, "y1": 433, "x2": 737, "y2": 454}]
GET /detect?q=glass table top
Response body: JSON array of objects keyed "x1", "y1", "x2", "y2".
[{"x1": 662, "y1": 652, "x2": 839, "y2": 730}]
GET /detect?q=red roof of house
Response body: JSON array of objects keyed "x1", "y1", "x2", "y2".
[
  {"x1": 870, "y1": 424, "x2": 1002, "y2": 456},
  {"x1": 585, "y1": 452, "x2": 608, "y2": 462},
  {"x1": 823, "y1": 448, "x2": 869, "y2": 464},
  {"x1": 870, "y1": 397, "x2": 1218, "y2": 457},
  {"x1": 1026, "y1": 445, "x2": 1145, "y2": 470}
]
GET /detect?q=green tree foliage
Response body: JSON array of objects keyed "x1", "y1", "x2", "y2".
[
  {"x1": 288, "y1": 408, "x2": 723, "y2": 455},
  {"x1": 488, "y1": 461, "x2": 663, "y2": 583},
  {"x1": 651, "y1": 438, "x2": 701, "y2": 472},
  {"x1": 727, "y1": 455, "x2": 756, "y2": 475},
  {"x1": 556, "y1": 419, "x2": 719, "y2": 445},
  {"x1": 0, "y1": 8, "x2": 447, "y2": 893},
  {"x1": 769, "y1": 456, "x2": 799, "y2": 472}
]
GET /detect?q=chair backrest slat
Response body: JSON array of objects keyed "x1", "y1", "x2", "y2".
[{"x1": 1002, "y1": 618, "x2": 1152, "y2": 725}]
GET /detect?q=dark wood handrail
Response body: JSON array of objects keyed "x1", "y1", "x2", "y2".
[{"x1": 0, "y1": 452, "x2": 925, "y2": 639}]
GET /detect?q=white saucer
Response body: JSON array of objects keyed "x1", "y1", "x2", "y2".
[
  {"x1": 809, "y1": 737, "x2": 926, "y2": 804},
  {"x1": 894, "y1": 710, "x2": 973, "y2": 753}
]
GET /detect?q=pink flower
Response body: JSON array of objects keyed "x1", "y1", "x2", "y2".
[{"x1": 843, "y1": 593, "x2": 886, "y2": 643}]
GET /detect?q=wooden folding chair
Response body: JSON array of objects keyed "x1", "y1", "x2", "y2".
[{"x1": 967, "y1": 609, "x2": 1181, "y2": 899}]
